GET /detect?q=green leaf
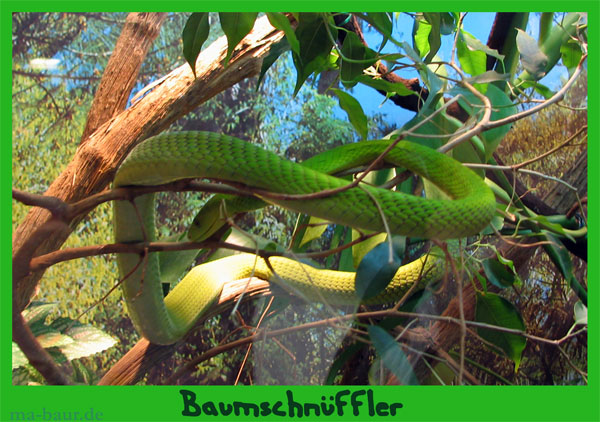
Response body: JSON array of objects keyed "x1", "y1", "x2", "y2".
[
  {"x1": 529, "y1": 215, "x2": 574, "y2": 240},
  {"x1": 22, "y1": 301, "x2": 57, "y2": 326},
  {"x1": 450, "y1": 132, "x2": 486, "y2": 174},
  {"x1": 266, "y1": 12, "x2": 299, "y2": 54},
  {"x1": 475, "y1": 292, "x2": 526, "y2": 371},
  {"x1": 464, "y1": 70, "x2": 510, "y2": 85},
  {"x1": 368, "y1": 325, "x2": 419, "y2": 385},
  {"x1": 331, "y1": 88, "x2": 368, "y2": 139},
  {"x1": 423, "y1": 13, "x2": 442, "y2": 63},
  {"x1": 567, "y1": 300, "x2": 587, "y2": 337},
  {"x1": 475, "y1": 272, "x2": 488, "y2": 294},
  {"x1": 560, "y1": 39, "x2": 583, "y2": 75},
  {"x1": 182, "y1": 12, "x2": 210, "y2": 77},
  {"x1": 516, "y1": 13, "x2": 580, "y2": 83},
  {"x1": 59, "y1": 322, "x2": 118, "y2": 361},
  {"x1": 456, "y1": 30, "x2": 487, "y2": 76},
  {"x1": 219, "y1": 13, "x2": 259, "y2": 66},
  {"x1": 257, "y1": 37, "x2": 290, "y2": 89},
  {"x1": 539, "y1": 13, "x2": 554, "y2": 45},
  {"x1": 37, "y1": 331, "x2": 74, "y2": 349},
  {"x1": 519, "y1": 80, "x2": 555, "y2": 99},
  {"x1": 538, "y1": 13, "x2": 581, "y2": 74},
  {"x1": 573, "y1": 301, "x2": 587, "y2": 326},
  {"x1": 298, "y1": 216, "x2": 329, "y2": 247},
  {"x1": 339, "y1": 31, "x2": 377, "y2": 87},
  {"x1": 439, "y1": 13, "x2": 457, "y2": 35},
  {"x1": 355, "y1": 238, "x2": 404, "y2": 300},
  {"x1": 354, "y1": 75, "x2": 415, "y2": 97},
  {"x1": 325, "y1": 342, "x2": 365, "y2": 385},
  {"x1": 366, "y1": 12, "x2": 393, "y2": 50},
  {"x1": 413, "y1": 15, "x2": 432, "y2": 58},
  {"x1": 290, "y1": 213, "x2": 311, "y2": 251},
  {"x1": 419, "y1": 66, "x2": 444, "y2": 111},
  {"x1": 451, "y1": 83, "x2": 516, "y2": 160},
  {"x1": 481, "y1": 213, "x2": 506, "y2": 236},
  {"x1": 516, "y1": 28, "x2": 549, "y2": 80},
  {"x1": 482, "y1": 258, "x2": 516, "y2": 289},
  {"x1": 397, "y1": 108, "x2": 460, "y2": 149},
  {"x1": 338, "y1": 228, "x2": 355, "y2": 271},
  {"x1": 352, "y1": 231, "x2": 387, "y2": 269},
  {"x1": 401, "y1": 41, "x2": 422, "y2": 64},
  {"x1": 12, "y1": 317, "x2": 117, "y2": 370},
  {"x1": 542, "y1": 232, "x2": 587, "y2": 305},
  {"x1": 292, "y1": 13, "x2": 336, "y2": 95},
  {"x1": 461, "y1": 29, "x2": 505, "y2": 62}
]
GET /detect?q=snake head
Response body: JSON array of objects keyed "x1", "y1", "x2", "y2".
[
  {"x1": 188, "y1": 194, "x2": 267, "y2": 242},
  {"x1": 188, "y1": 196, "x2": 228, "y2": 242}
]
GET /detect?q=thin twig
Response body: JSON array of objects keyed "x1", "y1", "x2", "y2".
[
  {"x1": 439, "y1": 54, "x2": 587, "y2": 154},
  {"x1": 27, "y1": 228, "x2": 383, "y2": 274}
]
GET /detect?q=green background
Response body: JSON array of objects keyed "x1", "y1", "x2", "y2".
[{"x1": 2, "y1": 1, "x2": 598, "y2": 421}]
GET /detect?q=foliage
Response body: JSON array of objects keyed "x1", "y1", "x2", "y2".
[
  {"x1": 12, "y1": 302, "x2": 117, "y2": 385},
  {"x1": 12, "y1": 11, "x2": 588, "y2": 386}
]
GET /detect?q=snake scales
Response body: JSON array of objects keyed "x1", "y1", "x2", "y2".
[{"x1": 113, "y1": 131, "x2": 496, "y2": 344}]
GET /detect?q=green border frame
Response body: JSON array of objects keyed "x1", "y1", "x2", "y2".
[{"x1": 2, "y1": 1, "x2": 598, "y2": 421}]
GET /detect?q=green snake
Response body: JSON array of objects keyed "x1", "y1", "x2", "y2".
[{"x1": 113, "y1": 131, "x2": 496, "y2": 345}]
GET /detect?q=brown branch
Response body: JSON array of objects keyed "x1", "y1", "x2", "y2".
[
  {"x1": 485, "y1": 13, "x2": 521, "y2": 71},
  {"x1": 27, "y1": 229, "x2": 381, "y2": 275},
  {"x1": 13, "y1": 180, "x2": 253, "y2": 223},
  {"x1": 335, "y1": 14, "x2": 427, "y2": 113},
  {"x1": 12, "y1": 189, "x2": 69, "y2": 217}
]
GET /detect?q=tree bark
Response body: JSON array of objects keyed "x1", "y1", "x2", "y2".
[
  {"x1": 12, "y1": 15, "x2": 286, "y2": 313},
  {"x1": 80, "y1": 13, "x2": 167, "y2": 141},
  {"x1": 544, "y1": 149, "x2": 587, "y2": 213}
]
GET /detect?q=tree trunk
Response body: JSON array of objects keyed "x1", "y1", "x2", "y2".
[
  {"x1": 544, "y1": 149, "x2": 587, "y2": 213},
  {"x1": 80, "y1": 13, "x2": 167, "y2": 142}
]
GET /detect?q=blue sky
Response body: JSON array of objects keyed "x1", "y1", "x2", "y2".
[{"x1": 350, "y1": 12, "x2": 571, "y2": 129}]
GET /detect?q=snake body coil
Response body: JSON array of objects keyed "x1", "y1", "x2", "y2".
[{"x1": 113, "y1": 131, "x2": 496, "y2": 344}]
